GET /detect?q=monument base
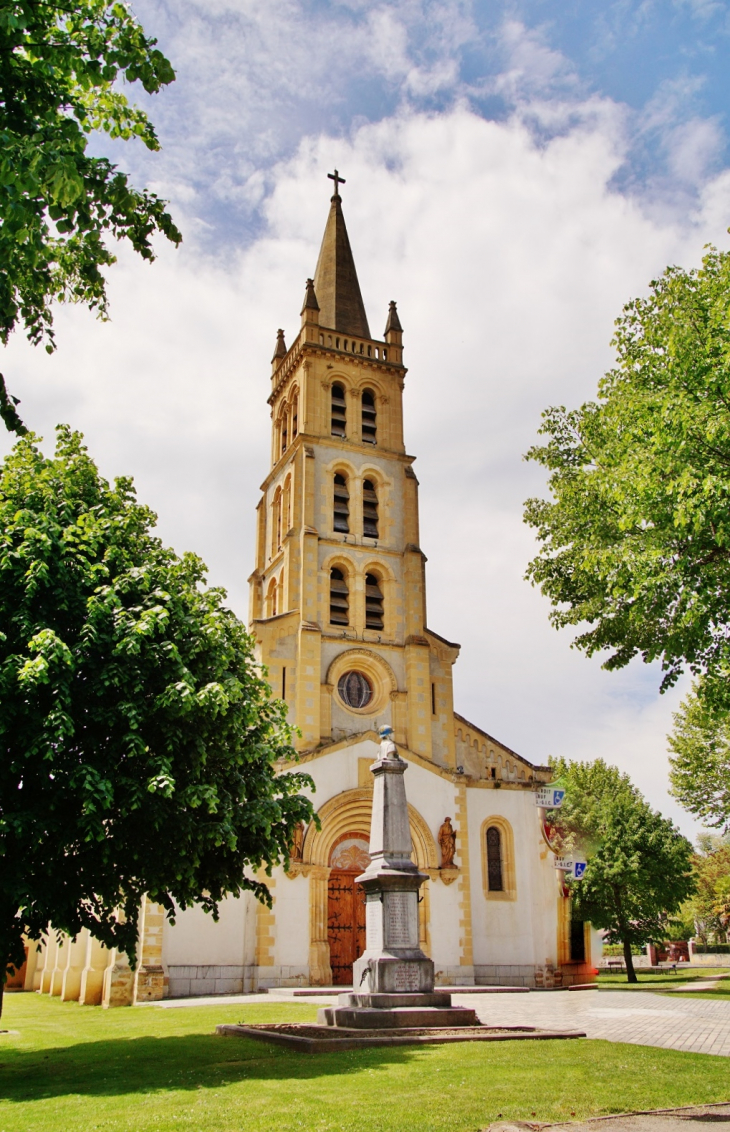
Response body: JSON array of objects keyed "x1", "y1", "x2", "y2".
[
  {"x1": 318, "y1": 1006, "x2": 477, "y2": 1029},
  {"x1": 353, "y1": 952, "x2": 435, "y2": 994},
  {"x1": 318, "y1": 989, "x2": 477, "y2": 1030}
]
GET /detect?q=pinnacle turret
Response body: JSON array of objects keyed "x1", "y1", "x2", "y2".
[
  {"x1": 271, "y1": 328, "x2": 287, "y2": 363},
  {"x1": 301, "y1": 277, "x2": 320, "y2": 314},
  {"x1": 384, "y1": 301, "x2": 402, "y2": 335}
]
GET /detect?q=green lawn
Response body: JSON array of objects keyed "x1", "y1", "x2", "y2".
[
  {"x1": 597, "y1": 969, "x2": 730, "y2": 997},
  {"x1": 0, "y1": 995, "x2": 728, "y2": 1131}
]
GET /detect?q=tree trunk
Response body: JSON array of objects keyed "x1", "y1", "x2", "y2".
[{"x1": 623, "y1": 938, "x2": 638, "y2": 983}]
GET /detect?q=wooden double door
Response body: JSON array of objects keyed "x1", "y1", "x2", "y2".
[{"x1": 327, "y1": 869, "x2": 367, "y2": 985}]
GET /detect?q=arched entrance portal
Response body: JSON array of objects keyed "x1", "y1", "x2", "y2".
[{"x1": 327, "y1": 835, "x2": 370, "y2": 985}]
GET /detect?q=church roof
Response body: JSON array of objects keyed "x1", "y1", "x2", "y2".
[
  {"x1": 453, "y1": 712, "x2": 550, "y2": 773},
  {"x1": 313, "y1": 194, "x2": 371, "y2": 339}
]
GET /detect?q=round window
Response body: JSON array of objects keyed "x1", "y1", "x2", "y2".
[{"x1": 338, "y1": 671, "x2": 373, "y2": 709}]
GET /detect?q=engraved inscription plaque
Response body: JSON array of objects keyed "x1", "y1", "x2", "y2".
[
  {"x1": 366, "y1": 897, "x2": 383, "y2": 949},
  {"x1": 393, "y1": 962, "x2": 420, "y2": 992},
  {"x1": 385, "y1": 891, "x2": 415, "y2": 947}
]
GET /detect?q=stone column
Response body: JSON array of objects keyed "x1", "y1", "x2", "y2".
[
  {"x1": 308, "y1": 866, "x2": 333, "y2": 986},
  {"x1": 60, "y1": 929, "x2": 88, "y2": 1002},
  {"x1": 353, "y1": 727, "x2": 434, "y2": 994},
  {"x1": 24, "y1": 939, "x2": 42, "y2": 992},
  {"x1": 48, "y1": 933, "x2": 68, "y2": 996},
  {"x1": 133, "y1": 897, "x2": 167, "y2": 1004},
  {"x1": 79, "y1": 935, "x2": 108, "y2": 1006},
  {"x1": 101, "y1": 948, "x2": 134, "y2": 1008}
]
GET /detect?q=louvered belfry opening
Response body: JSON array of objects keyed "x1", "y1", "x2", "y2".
[
  {"x1": 362, "y1": 479, "x2": 378, "y2": 538},
  {"x1": 333, "y1": 473, "x2": 350, "y2": 533},
  {"x1": 361, "y1": 389, "x2": 376, "y2": 444},
  {"x1": 486, "y1": 827, "x2": 503, "y2": 892},
  {"x1": 365, "y1": 572, "x2": 384, "y2": 631},
  {"x1": 331, "y1": 383, "x2": 346, "y2": 437},
  {"x1": 330, "y1": 567, "x2": 349, "y2": 626},
  {"x1": 281, "y1": 413, "x2": 288, "y2": 455}
]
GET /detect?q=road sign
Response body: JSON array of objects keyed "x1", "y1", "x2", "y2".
[
  {"x1": 535, "y1": 787, "x2": 565, "y2": 808},
  {"x1": 554, "y1": 856, "x2": 587, "y2": 879}
]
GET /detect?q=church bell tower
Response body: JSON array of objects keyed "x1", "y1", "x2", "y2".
[{"x1": 248, "y1": 173, "x2": 460, "y2": 766}]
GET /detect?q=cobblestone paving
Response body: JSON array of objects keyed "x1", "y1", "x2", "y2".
[
  {"x1": 154, "y1": 986, "x2": 730, "y2": 1057},
  {"x1": 547, "y1": 1103, "x2": 730, "y2": 1131},
  {"x1": 455, "y1": 989, "x2": 730, "y2": 1057}
]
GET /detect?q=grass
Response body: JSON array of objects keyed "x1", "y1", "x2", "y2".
[
  {"x1": 0, "y1": 995, "x2": 728, "y2": 1131},
  {"x1": 597, "y1": 969, "x2": 730, "y2": 997}
]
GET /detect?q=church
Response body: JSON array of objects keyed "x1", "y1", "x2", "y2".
[{"x1": 24, "y1": 179, "x2": 598, "y2": 1006}]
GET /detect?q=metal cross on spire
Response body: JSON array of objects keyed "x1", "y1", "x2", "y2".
[{"x1": 328, "y1": 168, "x2": 346, "y2": 197}]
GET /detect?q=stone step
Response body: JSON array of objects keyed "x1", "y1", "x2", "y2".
[
  {"x1": 318, "y1": 1005, "x2": 479, "y2": 1029},
  {"x1": 337, "y1": 992, "x2": 453, "y2": 1009}
]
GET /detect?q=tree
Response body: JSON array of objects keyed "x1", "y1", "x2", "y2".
[
  {"x1": 669, "y1": 685, "x2": 730, "y2": 832},
  {"x1": 0, "y1": 428, "x2": 315, "y2": 1018},
  {"x1": 0, "y1": 0, "x2": 181, "y2": 434},
  {"x1": 548, "y1": 758, "x2": 695, "y2": 982},
  {"x1": 684, "y1": 835, "x2": 730, "y2": 945},
  {"x1": 524, "y1": 246, "x2": 730, "y2": 712}
]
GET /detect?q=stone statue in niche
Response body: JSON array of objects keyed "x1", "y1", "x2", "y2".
[
  {"x1": 438, "y1": 817, "x2": 456, "y2": 868},
  {"x1": 290, "y1": 821, "x2": 305, "y2": 861}
]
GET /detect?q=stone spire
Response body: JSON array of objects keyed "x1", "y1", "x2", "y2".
[
  {"x1": 313, "y1": 191, "x2": 371, "y2": 339},
  {"x1": 300, "y1": 277, "x2": 319, "y2": 315},
  {"x1": 271, "y1": 328, "x2": 287, "y2": 364},
  {"x1": 384, "y1": 300, "x2": 402, "y2": 335}
]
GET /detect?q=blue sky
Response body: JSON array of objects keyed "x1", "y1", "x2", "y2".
[
  {"x1": 111, "y1": 0, "x2": 730, "y2": 246},
  {"x1": 4, "y1": 0, "x2": 730, "y2": 835}
]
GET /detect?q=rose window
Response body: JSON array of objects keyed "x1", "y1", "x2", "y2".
[{"x1": 337, "y1": 671, "x2": 372, "y2": 709}]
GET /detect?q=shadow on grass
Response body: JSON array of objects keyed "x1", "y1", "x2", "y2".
[{"x1": 0, "y1": 1031, "x2": 422, "y2": 1103}]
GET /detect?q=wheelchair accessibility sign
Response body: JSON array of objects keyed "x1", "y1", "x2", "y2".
[{"x1": 535, "y1": 787, "x2": 566, "y2": 808}]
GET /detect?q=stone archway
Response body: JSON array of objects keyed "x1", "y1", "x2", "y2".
[{"x1": 302, "y1": 787, "x2": 439, "y2": 986}]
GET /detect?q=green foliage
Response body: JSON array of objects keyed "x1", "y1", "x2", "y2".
[
  {"x1": 600, "y1": 942, "x2": 642, "y2": 956},
  {"x1": 525, "y1": 247, "x2": 730, "y2": 710},
  {"x1": 664, "y1": 903, "x2": 696, "y2": 941},
  {"x1": 692, "y1": 942, "x2": 730, "y2": 953},
  {"x1": 549, "y1": 758, "x2": 695, "y2": 978},
  {"x1": 0, "y1": 0, "x2": 181, "y2": 432},
  {"x1": 680, "y1": 835, "x2": 730, "y2": 944},
  {"x1": 0, "y1": 428, "x2": 314, "y2": 996},
  {"x1": 669, "y1": 685, "x2": 730, "y2": 831}
]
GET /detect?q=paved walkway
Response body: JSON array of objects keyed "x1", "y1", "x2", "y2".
[
  {"x1": 152, "y1": 986, "x2": 730, "y2": 1057},
  {"x1": 455, "y1": 989, "x2": 730, "y2": 1057},
  {"x1": 489, "y1": 1101, "x2": 730, "y2": 1131}
]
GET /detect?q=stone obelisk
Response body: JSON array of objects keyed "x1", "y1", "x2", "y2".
[
  {"x1": 319, "y1": 727, "x2": 477, "y2": 1030},
  {"x1": 352, "y1": 726, "x2": 434, "y2": 993}
]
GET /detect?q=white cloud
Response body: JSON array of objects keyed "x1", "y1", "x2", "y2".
[
  {"x1": 5, "y1": 102, "x2": 730, "y2": 839},
  {"x1": 491, "y1": 19, "x2": 580, "y2": 101}
]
